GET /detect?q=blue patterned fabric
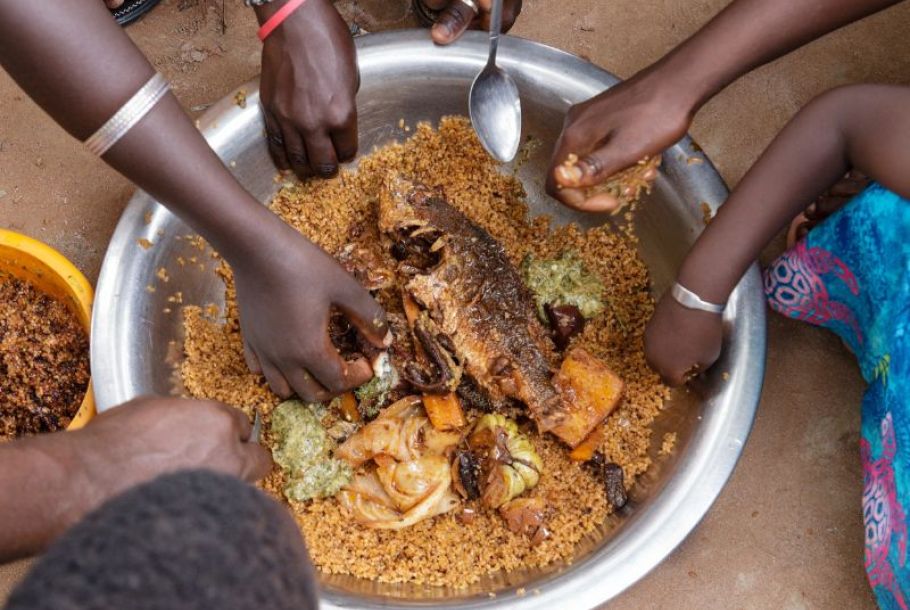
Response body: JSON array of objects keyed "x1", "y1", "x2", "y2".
[{"x1": 765, "y1": 183, "x2": 910, "y2": 609}]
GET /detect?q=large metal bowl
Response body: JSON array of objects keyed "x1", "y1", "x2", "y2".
[{"x1": 92, "y1": 31, "x2": 765, "y2": 609}]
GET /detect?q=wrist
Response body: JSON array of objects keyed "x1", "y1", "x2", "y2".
[
  {"x1": 627, "y1": 58, "x2": 702, "y2": 127},
  {"x1": 203, "y1": 198, "x2": 295, "y2": 273},
  {"x1": 252, "y1": 0, "x2": 287, "y2": 25},
  {"x1": 254, "y1": 0, "x2": 326, "y2": 30},
  {"x1": 649, "y1": 40, "x2": 729, "y2": 115},
  {"x1": 676, "y1": 260, "x2": 734, "y2": 307},
  {"x1": 671, "y1": 282, "x2": 725, "y2": 314}
]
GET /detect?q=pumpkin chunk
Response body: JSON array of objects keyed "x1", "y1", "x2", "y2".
[{"x1": 552, "y1": 348, "x2": 624, "y2": 447}]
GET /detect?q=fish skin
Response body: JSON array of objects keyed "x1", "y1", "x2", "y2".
[{"x1": 378, "y1": 174, "x2": 565, "y2": 433}]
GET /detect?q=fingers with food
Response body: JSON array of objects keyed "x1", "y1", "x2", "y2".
[
  {"x1": 546, "y1": 75, "x2": 686, "y2": 213},
  {"x1": 547, "y1": 0, "x2": 903, "y2": 214},
  {"x1": 232, "y1": 224, "x2": 387, "y2": 401}
]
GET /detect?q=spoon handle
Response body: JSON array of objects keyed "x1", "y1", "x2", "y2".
[{"x1": 488, "y1": 0, "x2": 503, "y2": 65}]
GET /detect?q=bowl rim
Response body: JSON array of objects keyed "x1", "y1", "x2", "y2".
[
  {"x1": 91, "y1": 30, "x2": 766, "y2": 609},
  {"x1": 0, "y1": 228, "x2": 96, "y2": 430}
]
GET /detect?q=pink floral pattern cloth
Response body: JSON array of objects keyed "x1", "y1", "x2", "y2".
[{"x1": 765, "y1": 183, "x2": 910, "y2": 609}]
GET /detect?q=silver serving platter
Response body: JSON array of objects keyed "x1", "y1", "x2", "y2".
[{"x1": 92, "y1": 30, "x2": 766, "y2": 609}]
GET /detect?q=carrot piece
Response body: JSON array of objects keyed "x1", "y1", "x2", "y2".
[
  {"x1": 402, "y1": 292, "x2": 421, "y2": 326},
  {"x1": 339, "y1": 391, "x2": 361, "y2": 422},
  {"x1": 568, "y1": 424, "x2": 606, "y2": 461},
  {"x1": 422, "y1": 393, "x2": 466, "y2": 431},
  {"x1": 402, "y1": 292, "x2": 429, "y2": 362}
]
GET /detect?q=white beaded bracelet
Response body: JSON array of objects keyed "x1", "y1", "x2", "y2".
[{"x1": 84, "y1": 73, "x2": 170, "y2": 157}]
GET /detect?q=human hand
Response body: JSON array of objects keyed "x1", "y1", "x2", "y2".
[
  {"x1": 644, "y1": 293, "x2": 723, "y2": 386},
  {"x1": 232, "y1": 222, "x2": 388, "y2": 401},
  {"x1": 259, "y1": 0, "x2": 358, "y2": 179},
  {"x1": 419, "y1": 0, "x2": 522, "y2": 45},
  {"x1": 71, "y1": 396, "x2": 271, "y2": 512},
  {"x1": 548, "y1": 68, "x2": 695, "y2": 212}
]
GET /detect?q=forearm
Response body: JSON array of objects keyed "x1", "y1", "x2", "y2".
[
  {"x1": 0, "y1": 435, "x2": 86, "y2": 561},
  {"x1": 678, "y1": 84, "x2": 910, "y2": 303},
  {"x1": 651, "y1": 0, "x2": 903, "y2": 111},
  {"x1": 0, "y1": 0, "x2": 281, "y2": 266}
]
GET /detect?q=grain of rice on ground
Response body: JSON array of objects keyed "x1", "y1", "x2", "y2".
[{"x1": 180, "y1": 117, "x2": 671, "y2": 587}]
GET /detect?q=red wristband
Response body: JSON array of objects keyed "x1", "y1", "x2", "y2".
[{"x1": 257, "y1": 0, "x2": 307, "y2": 42}]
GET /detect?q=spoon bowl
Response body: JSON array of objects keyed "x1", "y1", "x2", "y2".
[
  {"x1": 469, "y1": 63, "x2": 521, "y2": 162},
  {"x1": 468, "y1": 0, "x2": 522, "y2": 162}
]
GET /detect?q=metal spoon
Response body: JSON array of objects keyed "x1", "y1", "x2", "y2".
[{"x1": 468, "y1": 0, "x2": 521, "y2": 162}]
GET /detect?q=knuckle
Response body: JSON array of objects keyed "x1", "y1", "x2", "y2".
[
  {"x1": 297, "y1": 122, "x2": 321, "y2": 138},
  {"x1": 326, "y1": 106, "x2": 355, "y2": 130},
  {"x1": 560, "y1": 131, "x2": 582, "y2": 151},
  {"x1": 271, "y1": 107, "x2": 290, "y2": 124},
  {"x1": 442, "y1": 7, "x2": 468, "y2": 28},
  {"x1": 272, "y1": 385, "x2": 293, "y2": 400},
  {"x1": 298, "y1": 387, "x2": 320, "y2": 403},
  {"x1": 317, "y1": 361, "x2": 346, "y2": 391},
  {"x1": 323, "y1": 378, "x2": 346, "y2": 394}
]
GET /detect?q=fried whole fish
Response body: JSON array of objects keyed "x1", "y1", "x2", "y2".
[{"x1": 378, "y1": 174, "x2": 566, "y2": 434}]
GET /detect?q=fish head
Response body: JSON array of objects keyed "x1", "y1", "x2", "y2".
[
  {"x1": 378, "y1": 173, "x2": 444, "y2": 235},
  {"x1": 378, "y1": 173, "x2": 453, "y2": 271}
]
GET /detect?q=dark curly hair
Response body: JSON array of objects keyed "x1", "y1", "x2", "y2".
[{"x1": 5, "y1": 470, "x2": 318, "y2": 610}]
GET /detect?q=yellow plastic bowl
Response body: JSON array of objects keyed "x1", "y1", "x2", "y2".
[{"x1": 0, "y1": 229, "x2": 95, "y2": 430}]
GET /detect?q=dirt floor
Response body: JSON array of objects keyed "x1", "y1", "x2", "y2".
[{"x1": 2, "y1": 0, "x2": 910, "y2": 607}]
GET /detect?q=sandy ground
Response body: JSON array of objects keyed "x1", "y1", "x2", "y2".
[{"x1": 2, "y1": 0, "x2": 910, "y2": 607}]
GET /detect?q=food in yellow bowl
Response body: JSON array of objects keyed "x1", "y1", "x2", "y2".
[{"x1": 0, "y1": 229, "x2": 94, "y2": 436}]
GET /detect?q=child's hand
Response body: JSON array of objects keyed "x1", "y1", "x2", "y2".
[
  {"x1": 231, "y1": 225, "x2": 387, "y2": 402},
  {"x1": 547, "y1": 69, "x2": 694, "y2": 212},
  {"x1": 644, "y1": 293, "x2": 723, "y2": 386}
]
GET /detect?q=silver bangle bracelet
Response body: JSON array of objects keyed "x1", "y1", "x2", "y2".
[
  {"x1": 670, "y1": 282, "x2": 726, "y2": 314},
  {"x1": 84, "y1": 73, "x2": 171, "y2": 157}
]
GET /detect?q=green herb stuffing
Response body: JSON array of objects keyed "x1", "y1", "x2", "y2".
[
  {"x1": 521, "y1": 251, "x2": 606, "y2": 320},
  {"x1": 354, "y1": 353, "x2": 396, "y2": 418},
  {"x1": 271, "y1": 400, "x2": 351, "y2": 502}
]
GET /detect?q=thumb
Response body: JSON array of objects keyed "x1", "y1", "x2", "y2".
[
  {"x1": 553, "y1": 184, "x2": 622, "y2": 214},
  {"x1": 431, "y1": 0, "x2": 477, "y2": 45},
  {"x1": 553, "y1": 141, "x2": 646, "y2": 190},
  {"x1": 335, "y1": 284, "x2": 391, "y2": 349}
]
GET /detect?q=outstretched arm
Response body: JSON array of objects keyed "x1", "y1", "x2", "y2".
[
  {"x1": 548, "y1": 0, "x2": 905, "y2": 211},
  {"x1": 645, "y1": 84, "x2": 910, "y2": 385},
  {"x1": 0, "y1": 397, "x2": 271, "y2": 562},
  {"x1": 0, "y1": 0, "x2": 386, "y2": 400}
]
